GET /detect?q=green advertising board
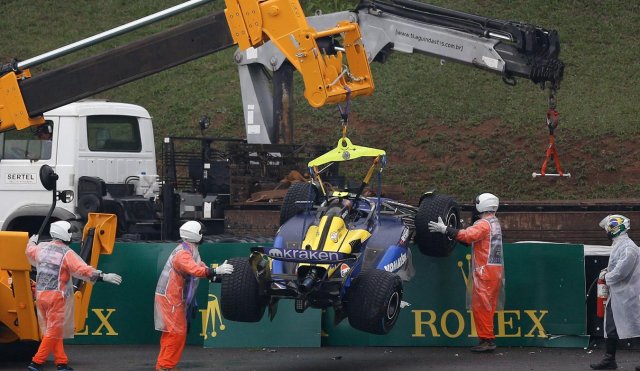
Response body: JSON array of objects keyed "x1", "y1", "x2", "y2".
[
  {"x1": 321, "y1": 243, "x2": 587, "y2": 348},
  {"x1": 67, "y1": 242, "x2": 587, "y2": 348},
  {"x1": 67, "y1": 243, "x2": 320, "y2": 347}
]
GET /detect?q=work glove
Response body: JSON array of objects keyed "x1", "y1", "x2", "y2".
[
  {"x1": 101, "y1": 273, "x2": 123, "y2": 285},
  {"x1": 28, "y1": 234, "x2": 39, "y2": 244},
  {"x1": 599, "y1": 269, "x2": 607, "y2": 281},
  {"x1": 428, "y1": 216, "x2": 447, "y2": 234},
  {"x1": 215, "y1": 260, "x2": 234, "y2": 275}
]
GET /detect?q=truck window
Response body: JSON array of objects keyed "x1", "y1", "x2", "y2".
[
  {"x1": 87, "y1": 115, "x2": 142, "y2": 152},
  {"x1": 0, "y1": 120, "x2": 53, "y2": 160}
]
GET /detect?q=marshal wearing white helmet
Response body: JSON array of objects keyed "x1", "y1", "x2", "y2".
[
  {"x1": 26, "y1": 221, "x2": 122, "y2": 371},
  {"x1": 590, "y1": 215, "x2": 640, "y2": 370},
  {"x1": 154, "y1": 220, "x2": 234, "y2": 370},
  {"x1": 428, "y1": 192, "x2": 504, "y2": 353}
]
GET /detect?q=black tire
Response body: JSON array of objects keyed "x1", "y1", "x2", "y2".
[
  {"x1": 414, "y1": 193, "x2": 460, "y2": 257},
  {"x1": 347, "y1": 269, "x2": 403, "y2": 335},
  {"x1": 279, "y1": 182, "x2": 317, "y2": 225},
  {"x1": 220, "y1": 258, "x2": 267, "y2": 322}
]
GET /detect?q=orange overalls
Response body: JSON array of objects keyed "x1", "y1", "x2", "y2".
[
  {"x1": 455, "y1": 216, "x2": 504, "y2": 341},
  {"x1": 25, "y1": 239, "x2": 101, "y2": 366},
  {"x1": 154, "y1": 242, "x2": 209, "y2": 370}
]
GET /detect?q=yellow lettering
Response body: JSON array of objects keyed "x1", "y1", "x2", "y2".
[
  {"x1": 467, "y1": 310, "x2": 477, "y2": 337},
  {"x1": 496, "y1": 310, "x2": 521, "y2": 337},
  {"x1": 524, "y1": 310, "x2": 548, "y2": 337},
  {"x1": 91, "y1": 308, "x2": 118, "y2": 336},
  {"x1": 75, "y1": 325, "x2": 89, "y2": 336},
  {"x1": 440, "y1": 309, "x2": 464, "y2": 338},
  {"x1": 200, "y1": 294, "x2": 225, "y2": 339},
  {"x1": 412, "y1": 310, "x2": 440, "y2": 337}
]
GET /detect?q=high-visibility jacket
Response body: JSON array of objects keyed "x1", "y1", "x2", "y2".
[
  {"x1": 456, "y1": 216, "x2": 505, "y2": 306},
  {"x1": 154, "y1": 241, "x2": 209, "y2": 334},
  {"x1": 26, "y1": 239, "x2": 101, "y2": 338},
  {"x1": 455, "y1": 216, "x2": 505, "y2": 339}
]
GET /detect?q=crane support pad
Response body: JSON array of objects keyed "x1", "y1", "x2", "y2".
[{"x1": 20, "y1": 11, "x2": 233, "y2": 117}]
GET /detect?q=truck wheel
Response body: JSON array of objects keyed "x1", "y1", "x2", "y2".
[
  {"x1": 220, "y1": 258, "x2": 267, "y2": 322},
  {"x1": 279, "y1": 182, "x2": 317, "y2": 225},
  {"x1": 414, "y1": 193, "x2": 460, "y2": 257},
  {"x1": 346, "y1": 269, "x2": 403, "y2": 335}
]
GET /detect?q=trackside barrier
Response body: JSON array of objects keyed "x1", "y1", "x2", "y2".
[{"x1": 66, "y1": 242, "x2": 587, "y2": 348}]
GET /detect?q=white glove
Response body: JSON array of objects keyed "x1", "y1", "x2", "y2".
[
  {"x1": 102, "y1": 273, "x2": 123, "y2": 285},
  {"x1": 428, "y1": 216, "x2": 447, "y2": 234},
  {"x1": 599, "y1": 269, "x2": 607, "y2": 280},
  {"x1": 29, "y1": 234, "x2": 39, "y2": 244},
  {"x1": 215, "y1": 260, "x2": 234, "y2": 275}
]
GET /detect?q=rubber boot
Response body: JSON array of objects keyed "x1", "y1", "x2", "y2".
[
  {"x1": 590, "y1": 354, "x2": 617, "y2": 370},
  {"x1": 27, "y1": 362, "x2": 44, "y2": 371},
  {"x1": 57, "y1": 364, "x2": 74, "y2": 371}
]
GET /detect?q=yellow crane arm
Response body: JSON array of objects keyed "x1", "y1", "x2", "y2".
[{"x1": 224, "y1": 0, "x2": 374, "y2": 107}]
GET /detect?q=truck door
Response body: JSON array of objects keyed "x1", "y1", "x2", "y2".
[{"x1": 0, "y1": 117, "x2": 61, "y2": 231}]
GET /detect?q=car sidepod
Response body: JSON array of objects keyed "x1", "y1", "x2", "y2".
[{"x1": 360, "y1": 215, "x2": 415, "y2": 281}]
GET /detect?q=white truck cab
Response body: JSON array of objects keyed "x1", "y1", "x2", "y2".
[{"x1": 0, "y1": 100, "x2": 159, "y2": 234}]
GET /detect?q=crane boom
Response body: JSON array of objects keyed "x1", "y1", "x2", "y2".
[{"x1": 0, "y1": 0, "x2": 374, "y2": 133}]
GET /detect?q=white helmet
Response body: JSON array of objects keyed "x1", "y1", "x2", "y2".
[
  {"x1": 179, "y1": 221, "x2": 205, "y2": 243},
  {"x1": 475, "y1": 193, "x2": 499, "y2": 213},
  {"x1": 599, "y1": 214, "x2": 630, "y2": 238},
  {"x1": 50, "y1": 221, "x2": 72, "y2": 243}
]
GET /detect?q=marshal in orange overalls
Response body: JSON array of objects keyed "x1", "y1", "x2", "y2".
[
  {"x1": 154, "y1": 242, "x2": 209, "y2": 370},
  {"x1": 26, "y1": 239, "x2": 103, "y2": 366},
  {"x1": 455, "y1": 216, "x2": 505, "y2": 341}
]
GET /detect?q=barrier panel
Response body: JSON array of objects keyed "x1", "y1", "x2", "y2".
[
  {"x1": 322, "y1": 243, "x2": 587, "y2": 347},
  {"x1": 67, "y1": 242, "x2": 587, "y2": 348}
]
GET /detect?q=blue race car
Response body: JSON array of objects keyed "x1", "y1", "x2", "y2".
[{"x1": 220, "y1": 136, "x2": 460, "y2": 334}]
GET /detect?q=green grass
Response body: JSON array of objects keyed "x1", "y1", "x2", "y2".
[{"x1": 1, "y1": 0, "x2": 638, "y2": 203}]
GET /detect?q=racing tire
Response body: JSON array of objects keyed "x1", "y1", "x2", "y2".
[
  {"x1": 279, "y1": 182, "x2": 317, "y2": 225},
  {"x1": 414, "y1": 193, "x2": 460, "y2": 257},
  {"x1": 347, "y1": 269, "x2": 403, "y2": 335},
  {"x1": 220, "y1": 258, "x2": 267, "y2": 322}
]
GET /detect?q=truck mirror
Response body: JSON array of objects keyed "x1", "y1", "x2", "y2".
[
  {"x1": 58, "y1": 190, "x2": 75, "y2": 203},
  {"x1": 39, "y1": 164, "x2": 58, "y2": 191}
]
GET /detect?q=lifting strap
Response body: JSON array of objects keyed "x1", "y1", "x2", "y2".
[{"x1": 533, "y1": 87, "x2": 571, "y2": 178}]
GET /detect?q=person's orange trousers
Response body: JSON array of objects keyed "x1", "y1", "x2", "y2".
[
  {"x1": 472, "y1": 278, "x2": 501, "y2": 340},
  {"x1": 156, "y1": 331, "x2": 187, "y2": 370},
  {"x1": 32, "y1": 291, "x2": 68, "y2": 365}
]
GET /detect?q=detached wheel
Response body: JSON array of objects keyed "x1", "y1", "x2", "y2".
[
  {"x1": 220, "y1": 258, "x2": 267, "y2": 322},
  {"x1": 414, "y1": 193, "x2": 460, "y2": 257},
  {"x1": 279, "y1": 182, "x2": 317, "y2": 225},
  {"x1": 347, "y1": 269, "x2": 403, "y2": 335}
]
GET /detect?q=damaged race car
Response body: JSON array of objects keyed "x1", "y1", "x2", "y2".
[{"x1": 220, "y1": 136, "x2": 461, "y2": 335}]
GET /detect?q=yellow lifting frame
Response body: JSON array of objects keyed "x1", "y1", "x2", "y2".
[
  {"x1": 224, "y1": 0, "x2": 375, "y2": 107},
  {"x1": 0, "y1": 69, "x2": 45, "y2": 132},
  {"x1": 73, "y1": 213, "x2": 117, "y2": 333},
  {"x1": 308, "y1": 136, "x2": 385, "y2": 197},
  {"x1": 308, "y1": 136, "x2": 385, "y2": 167},
  {"x1": 0, "y1": 231, "x2": 39, "y2": 342},
  {"x1": 0, "y1": 213, "x2": 117, "y2": 342}
]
